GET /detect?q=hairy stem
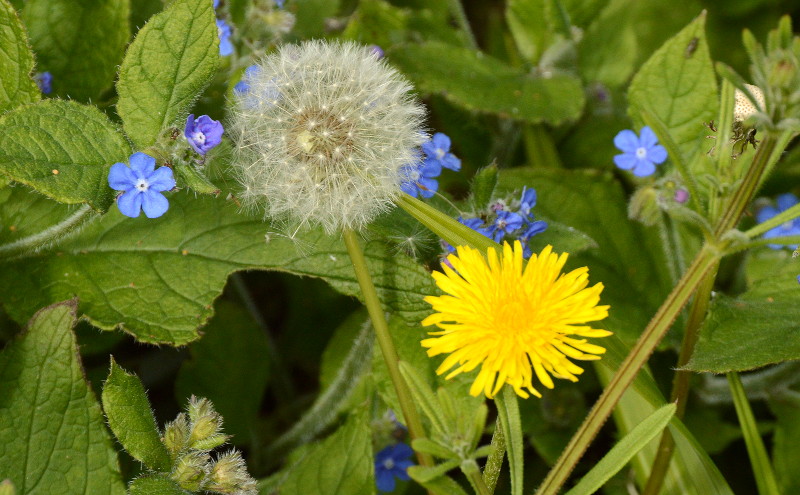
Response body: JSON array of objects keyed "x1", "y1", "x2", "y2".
[
  {"x1": 342, "y1": 229, "x2": 434, "y2": 468},
  {"x1": 482, "y1": 417, "x2": 506, "y2": 494},
  {"x1": 447, "y1": 0, "x2": 478, "y2": 49},
  {"x1": 0, "y1": 205, "x2": 94, "y2": 259}
]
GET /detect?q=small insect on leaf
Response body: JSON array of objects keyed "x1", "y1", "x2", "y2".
[{"x1": 685, "y1": 37, "x2": 699, "y2": 58}]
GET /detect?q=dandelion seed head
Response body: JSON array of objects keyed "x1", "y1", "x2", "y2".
[
  {"x1": 734, "y1": 84, "x2": 765, "y2": 122},
  {"x1": 230, "y1": 40, "x2": 427, "y2": 233}
]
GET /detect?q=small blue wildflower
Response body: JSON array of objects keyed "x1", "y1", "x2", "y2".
[
  {"x1": 34, "y1": 71, "x2": 52, "y2": 94},
  {"x1": 375, "y1": 443, "x2": 414, "y2": 493},
  {"x1": 234, "y1": 65, "x2": 261, "y2": 96},
  {"x1": 108, "y1": 153, "x2": 175, "y2": 219},
  {"x1": 491, "y1": 210, "x2": 524, "y2": 242},
  {"x1": 520, "y1": 220, "x2": 548, "y2": 257},
  {"x1": 185, "y1": 114, "x2": 224, "y2": 156},
  {"x1": 756, "y1": 193, "x2": 800, "y2": 250},
  {"x1": 213, "y1": 0, "x2": 219, "y2": 8},
  {"x1": 216, "y1": 19, "x2": 233, "y2": 56},
  {"x1": 274, "y1": 0, "x2": 285, "y2": 8},
  {"x1": 519, "y1": 187, "x2": 537, "y2": 218},
  {"x1": 422, "y1": 133, "x2": 461, "y2": 172},
  {"x1": 369, "y1": 45, "x2": 384, "y2": 59},
  {"x1": 400, "y1": 161, "x2": 440, "y2": 198},
  {"x1": 613, "y1": 126, "x2": 667, "y2": 177}
]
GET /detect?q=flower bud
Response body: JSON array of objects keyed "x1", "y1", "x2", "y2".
[
  {"x1": 171, "y1": 451, "x2": 210, "y2": 491},
  {"x1": 628, "y1": 186, "x2": 661, "y2": 226},
  {"x1": 163, "y1": 413, "x2": 190, "y2": 459},
  {"x1": 187, "y1": 397, "x2": 227, "y2": 450},
  {"x1": 206, "y1": 450, "x2": 258, "y2": 495}
]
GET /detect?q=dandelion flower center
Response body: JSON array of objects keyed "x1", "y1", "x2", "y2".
[{"x1": 421, "y1": 241, "x2": 611, "y2": 399}]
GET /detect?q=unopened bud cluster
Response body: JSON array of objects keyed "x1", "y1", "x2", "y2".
[
  {"x1": 161, "y1": 397, "x2": 256, "y2": 495},
  {"x1": 229, "y1": 40, "x2": 427, "y2": 233}
]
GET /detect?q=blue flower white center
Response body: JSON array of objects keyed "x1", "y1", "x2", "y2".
[
  {"x1": 192, "y1": 131, "x2": 206, "y2": 145},
  {"x1": 435, "y1": 148, "x2": 446, "y2": 160},
  {"x1": 135, "y1": 178, "x2": 149, "y2": 192},
  {"x1": 382, "y1": 458, "x2": 395, "y2": 470},
  {"x1": 409, "y1": 169, "x2": 420, "y2": 181},
  {"x1": 635, "y1": 147, "x2": 647, "y2": 159},
  {"x1": 782, "y1": 221, "x2": 794, "y2": 231}
]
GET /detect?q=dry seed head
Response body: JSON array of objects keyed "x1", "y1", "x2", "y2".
[
  {"x1": 229, "y1": 40, "x2": 427, "y2": 233},
  {"x1": 734, "y1": 84, "x2": 765, "y2": 122}
]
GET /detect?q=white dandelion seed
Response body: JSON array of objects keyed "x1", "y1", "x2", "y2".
[{"x1": 229, "y1": 40, "x2": 427, "y2": 233}]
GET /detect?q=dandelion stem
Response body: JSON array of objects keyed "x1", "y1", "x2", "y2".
[
  {"x1": 341, "y1": 229, "x2": 434, "y2": 469},
  {"x1": 0, "y1": 205, "x2": 94, "y2": 259},
  {"x1": 482, "y1": 417, "x2": 506, "y2": 494}
]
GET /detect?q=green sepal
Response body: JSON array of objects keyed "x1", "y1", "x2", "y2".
[
  {"x1": 407, "y1": 459, "x2": 461, "y2": 484},
  {"x1": 470, "y1": 163, "x2": 498, "y2": 211},
  {"x1": 128, "y1": 474, "x2": 191, "y2": 495},
  {"x1": 174, "y1": 163, "x2": 220, "y2": 195}
]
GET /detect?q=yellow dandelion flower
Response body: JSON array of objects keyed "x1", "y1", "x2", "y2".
[{"x1": 421, "y1": 241, "x2": 611, "y2": 399}]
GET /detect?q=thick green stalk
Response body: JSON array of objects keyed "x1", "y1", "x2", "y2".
[
  {"x1": 523, "y1": 125, "x2": 563, "y2": 168},
  {"x1": 466, "y1": 467, "x2": 493, "y2": 495},
  {"x1": 641, "y1": 263, "x2": 718, "y2": 495},
  {"x1": 342, "y1": 229, "x2": 433, "y2": 468},
  {"x1": 728, "y1": 372, "x2": 781, "y2": 495},
  {"x1": 535, "y1": 247, "x2": 719, "y2": 495},
  {"x1": 483, "y1": 417, "x2": 506, "y2": 494}
]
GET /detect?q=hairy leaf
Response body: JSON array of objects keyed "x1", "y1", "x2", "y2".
[
  {"x1": 117, "y1": 0, "x2": 218, "y2": 148},
  {"x1": 0, "y1": 301, "x2": 125, "y2": 494},
  {"x1": 23, "y1": 0, "x2": 129, "y2": 101},
  {"x1": 0, "y1": 0, "x2": 38, "y2": 113},
  {"x1": 0, "y1": 100, "x2": 131, "y2": 210}
]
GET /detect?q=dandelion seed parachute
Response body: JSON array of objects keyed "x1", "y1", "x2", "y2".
[{"x1": 229, "y1": 40, "x2": 427, "y2": 233}]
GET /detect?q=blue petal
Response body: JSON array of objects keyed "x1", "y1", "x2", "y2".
[
  {"x1": 148, "y1": 166, "x2": 176, "y2": 192},
  {"x1": 777, "y1": 193, "x2": 799, "y2": 212},
  {"x1": 421, "y1": 139, "x2": 437, "y2": 158},
  {"x1": 141, "y1": 190, "x2": 170, "y2": 218},
  {"x1": 420, "y1": 159, "x2": 442, "y2": 178},
  {"x1": 442, "y1": 153, "x2": 461, "y2": 171},
  {"x1": 431, "y1": 132, "x2": 451, "y2": 152},
  {"x1": 639, "y1": 126, "x2": 659, "y2": 148},
  {"x1": 390, "y1": 442, "x2": 414, "y2": 459},
  {"x1": 108, "y1": 163, "x2": 136, "y2": 191},
  {"x1": 219, "y1": 37, "x2": 234, "y2": 56},
  {"x1": 129, "y1": 152, "x2": 156, "y2": 176},
  {"x1": 756, "y1": 206, "x2": 779, "y2": 224},
  {"x1": 647, "y1": 144, "x2": 668, "y2": 164},
  {"x1": 520, "y1": 187, "x2": 537, "y2": 208},
  {"x1": 400, "y1": 181, "x2": 418, "y2": 197},
  {"x1": 632, "y1": 160, "x2": 656, "y2": 177},
  {"x1": 184, "y1": 114, "x2": 196, "y2": 141},
  {"x1": 613, "y1": 153, "x2": 637, "y2": 170},
  {"x1": 613, "y1": 129, "x2": 639, "y2": 153},
  {"x1": 418, "y1": 177, "x2": 438, "y2": 197},
  {"x1": 117, "y1": 190, "x2": 143, "y2": 218},
  {"x1": 375, "y1": 470, "x2": 396, "y2": 492}
]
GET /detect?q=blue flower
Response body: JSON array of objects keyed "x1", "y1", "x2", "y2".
[
  {"x1": 422, "y1": 133, "x2": 461, "y2": 172},
  {"x1": 185, "y1": 114, "x2": 224, "y2": 155},
  {"x1": 108, "y1": 153, "x2": 175, "y2": 218},
  {"x1": 217, "y1": 19, "x2": 233, "y2": 56},
  {"x1": 274, "y1": 0, "x2": 285, "y2": 7},
  {"x1": 519, "y1": 187, "x2": 537, "y2": 218},
  {"x1": 213, "y1": 0, "x2": 219, "y2": 7},
  {"x1": 756, "y1": 193, "x2": 800, "y2": 249},
  {"x1": 613, "y1": 126, "x2": 667, "y2": 177},
  {"x1": 401, "y1": 161, "x2": 440, "y2": 198},
  {"x1": 35, "y1": 71, "x2": 52, "y2": 94},
  {"x1": 491, "y1": 210, "x2": 524, "y2": 242},
  {"x1": 369, "y1": 45, "x2": 384, "y2": 59},
  {"x1": 234, "y1": 65, "x2": 260, "y2": 95},
  {"x1": 375, "y1": 443, "x2": 414, "y2": 493}
]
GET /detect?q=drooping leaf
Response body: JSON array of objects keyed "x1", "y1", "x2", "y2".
[
  {"x1": 0, "y1": 301, "x2": 125, "y2": 494},
  {"x1": 0, "y1": 194, "x2": 437, "y2": 345},
  {"x1": 102, "y1": 358, "x2": 172, "y2": 471},
  {"x1": 277, "y1": 410, "x2": 373, "y2": 495},
  {"x1": 175, "y1": 300, "x2": 271, "y2": 443},
  {"x1": 0, "y1": 100, "x2": 131, "y2": 210},
  {"x1": 564, "y1": 404, "x2": 676, "y2": 495},
  {"x1": 23, "y1": 0, "x2": 130, "y2": 102},
  {"x1": 627, "y1": 11, "x2": 717, "y2": 161},
  {"x1": 389, "y1": 42, "x2": 585, "y2": 125},
  {"x1": 0, "y1": 0, "x2": 38, "y2": 113},
  {"x1": 116, "y1": 0, "x2": 218, "y2": 148}
]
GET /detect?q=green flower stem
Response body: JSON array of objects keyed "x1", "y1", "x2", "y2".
[
  {"x1": 523, "y1": 125, "x2": 563, "y2": 169},
  {"x1": 447, "y1": 0, "x2": 478, "y2": 50},
  {"x1": 641, "y1": 262, "x2": 719, "y2": 495},
  {"x1": 728, "y1": 372, "x2": 781, "y2": 495},
  {"x1": 341, "y1": 229, "x2": 433, "y2": 468},
  {"x1": 482, "y1": 417, "x2": 506, "y2": 494},
  {"x1": 0, "y1": 205, "x2": 94, "y2": 259},
  {"x1": 466, "y1": 467, "x2": 493, "y2": 495},
  {"x1": 535, "y1": 246, "x2": 720, "y2": 495},
  {"x1": 743, "y1": 201, "x2": 800, "y2": 238},
  {"x1": 726, "y1": 234, "x2": 800, "y2": 253}
]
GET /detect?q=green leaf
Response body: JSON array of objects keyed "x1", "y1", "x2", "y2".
[
  {"x1": 22, "y1": 0, "x2": 130, "y2": 102},
  {"x1": 278, "y1": 411, "x2": 373, "y2": 495},
  {"x1": 0, "y1": 186, "x2": 75, "y2": 246},
  {"x1": 506, "y1": 0, "x2": 567, "y2": 64},
  {"x1": 0, "y1": 194, "x2": 437, "y2": 345},
  {"x1": 174, "y1": 162, "x2": 220, "y2": 195},
  {"x1": 0, "y1": 301, "x2": 125, "y2": 494},
  {"x1": 0, "y1": 0, "x2": 38, "y2": 113},
  {"x1": 409, "y1": 472, "x2": 469, "y2": 495},
  {"x1": 102, "y1": 358, "x2": 172, "y2": 471},
  {"x1": 293, "y1": 0, "x2": 341, "y2": 38},
  {"x1": 389, "y1": 42, "x2": 585, "y2": 125},
  {"x1": 627, "y1": 11, "x2": 717, "y2": 161},
  {"x1": 117, "y1": 0, "x2": 219, "y2": 148},
  {"x1": 769, "y1": 398, "x2": 800, "y2": 494},
  {"x1": 564, "y1": 404, "x2": 676, "y2": 495},
  {"x1": 685, "y1": 255, "x2": 800, "y2": 372},
  {"x1": 128, "y1": 474, "x2": 190, "y2": 495},
  {"x1": 175, "y1": 300, "x2": 271, "y2": 443},
  {"x1": 0, "y1": 100, "x2": 131, "y2": 210}
]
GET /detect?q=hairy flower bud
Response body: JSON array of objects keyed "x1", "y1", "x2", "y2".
[
  {"x1": 206, "y1": 450, "x2": 257, "y2": 495},
  {"x1": 172, "y1": 451, "x2": 211, "y2": 491},
  {"x1": 163, "y1": 413, "x2": 190, "y2": 459},
  {"x1": 187, "y1": 397, "x2": 227, "y2": 450},
  {"x1": 229, "y1": 40, "x2": 427, "y2": 233}
]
